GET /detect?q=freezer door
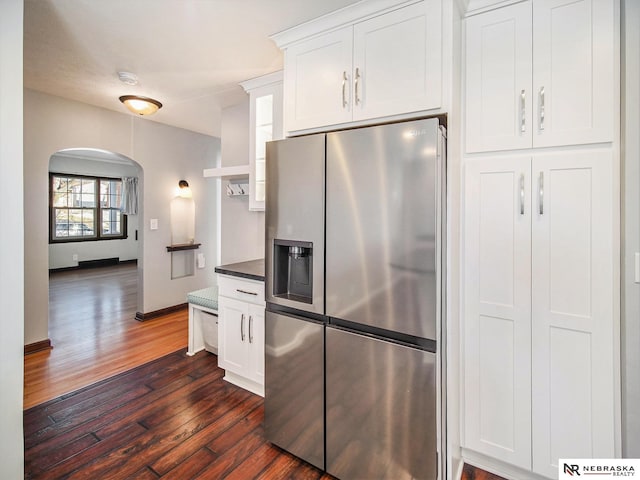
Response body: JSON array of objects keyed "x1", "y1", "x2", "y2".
[
  {"x1": 326, "y1": 327, "x2": 437, "y2": 479},
  {"x1": 325, "y1": 118, "x2": 442, "y2": 340},
  {"x1": 265, "y1": 134, "x2": 325, "y2": 315},
  {"x1": 264, "y1": 310, "x2": 324, "y2": 470}
]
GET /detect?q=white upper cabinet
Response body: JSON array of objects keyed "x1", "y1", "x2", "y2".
[
  {"x1": 241, "y1": 71, "x2": 284, "y2": 211},
  {"x1": 283, "y1": 28, "x2": 353, "y2": 132},
  {"x1": 352, "y1": 1, "x2": 442, "y2": 121},
  {"x1": 532, "y1": 0, "x2": 614, "y2": 147},
  {"x1": 275, "y1": 0, "x2": 442, "y2": 134},
  {"x1": 465, "y1": 0, "x2": 615, "y2": 153},
  {"x1": 465, "y1": 2, "x2": 532, "y2": 153}
]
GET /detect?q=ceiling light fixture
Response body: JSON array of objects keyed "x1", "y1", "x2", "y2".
[{"x1": 119, "y1": 95, "x2": 163, "y2": 116}]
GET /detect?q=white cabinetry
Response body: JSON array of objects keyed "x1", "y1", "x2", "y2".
[
  {"x1": 240, "y1": 71, "x2": 283, "y2": 211},
  {"x1": 463, "y1": 150, "x2": 616, "y2": 477},
  {"x1": 464, "y1": 157, "x2": 532, "y2": 470},
  {"x1": 465, "y1": 0, "x2": 615, "y2": 153},
  {"x1": 276, "y1": 0, "x2": 442, "y2": 134},
  {"x1": 217, "y1": 274, "x2": 265, "y2": 396}
]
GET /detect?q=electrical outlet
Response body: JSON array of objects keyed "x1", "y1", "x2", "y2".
[{"x1": 72, "y1": 254, "x2": 78, "y2": 261}]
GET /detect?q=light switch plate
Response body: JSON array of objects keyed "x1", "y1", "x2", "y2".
[{"x1": 150, "y1": 218, "x2": 158, "y2": 230}]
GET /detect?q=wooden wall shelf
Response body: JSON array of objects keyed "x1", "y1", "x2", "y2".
[{"x1": 166, "y1": 243, "x2": 201, "y2": 252}]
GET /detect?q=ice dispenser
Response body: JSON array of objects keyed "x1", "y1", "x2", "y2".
[{"x1": 273, "y1": 239, "x2": 313, "y2": 304}]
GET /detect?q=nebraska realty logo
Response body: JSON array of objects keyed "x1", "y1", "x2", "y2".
[{"x1": 560, "y1": 459, "x2": 640, "y2": 477}]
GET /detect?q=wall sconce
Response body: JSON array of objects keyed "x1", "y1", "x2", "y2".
[
  {"x1": 176, "y1": 180, "x2": 193, "y2": 198},
  {"x1": 119, "y1": 95, "x2": 163, "y2": 115},
  {"x1": 170, "y1": 180, "x2": 195, "y2": 245}
]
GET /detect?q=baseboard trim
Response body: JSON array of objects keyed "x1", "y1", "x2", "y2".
[
  {"x1": 25, "y1": 339, "x2": 53, "y2": 355},
  {"x1": 135, "y1": 303, "x2": 188, "y2": 322},
  {"x1": 49, "y1": 258, "x2": 137, "y2": 274}
]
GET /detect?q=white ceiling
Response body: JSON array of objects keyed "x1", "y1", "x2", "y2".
[{"x1": 24, "y1": 0, "x2": 362, "y2": 137}]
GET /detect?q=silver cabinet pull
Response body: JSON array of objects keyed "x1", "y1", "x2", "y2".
[
  {"x1": 240, "y1": 313, "x2": 245, "y2": 341},
  {"x1": 236, "y1": 289, "x2": 257, "y2": 296},
  {"x1": 342, "y1": 71, "x2": 348, "y2": 108},
  {"x1": 249, "y1": 315, "x2": 253, "y2": 344},
  {"x1": 355, "y1": 67, "x2": 361, "y2": 105},
  {"x1": 520, "y1": 90, "x2": 526, "y2": 133},
  {"x1": 539, "y1": 86, "x2": 545, "y2": 131},
  {"x1": 539, "y1": 172, "x2": 544, "y2": 215},
  {"x1": 520, "y1": 173, "x2": 525, "y2": 215}
]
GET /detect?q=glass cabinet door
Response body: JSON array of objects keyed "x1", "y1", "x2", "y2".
[{"x1": 242, "y1": 71, "x2": 283, "y2": 211}]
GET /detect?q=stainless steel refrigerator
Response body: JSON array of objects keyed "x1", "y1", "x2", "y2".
[{"x1": 265, "y1": 117, "x2": 446, "y2": 479}]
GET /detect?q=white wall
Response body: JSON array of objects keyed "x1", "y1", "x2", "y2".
[
  {"x1": 219, "y1": 98, "x2": 265, "y2": 265},
  {"x1": 622, "y1": 0, "x2": 640, "y2": 458},
  {"x1": 0, "y1": 0, "x2": 25, "y2": 476},
  {"x1": 24, "y1": 89, "x2": 220, "y2": 344},
  {"x1": 48, "y1": 156, "x2": 140, "y2": 269}
]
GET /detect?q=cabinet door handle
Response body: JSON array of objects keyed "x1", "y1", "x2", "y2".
[
  {"x1": 520, "y1": 90, "x2": 526, "y2": 133},
  {"x1": 355, "y1": 67, "x2": 361, "y2": 105},
  {"x1": 539, "y1": 172, "x2": 544, "y2": 215},
  {"x1": 240, "y1": 314, "x2": 245, "y2": 342},
  {"x1": 249, "y1": 315, "x2": 253, "y2": 344},
  {"x1": 236, "y1": 289, "x2": 257, "y2": 296},
  {"x1": 539, "y1": 86, "x2": 545, "y2": 131},
  {"x1": 342, "y1": 71, "x2": 348, "y2": 108},
  {"x1": 520, "y1": 173, "x2": 525, "y2": 215}
]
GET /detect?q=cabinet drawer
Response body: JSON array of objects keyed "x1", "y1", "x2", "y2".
[{"x1": 218, "y1": 275, "x2": 265, "y2": 305}]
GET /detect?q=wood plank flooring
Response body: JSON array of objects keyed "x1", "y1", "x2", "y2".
[
  {"x1": 24, "y1": 348, "x2": 334, "y2": 479},
  {"x1": 24, "y1": 263, "x2": 505, "y2": 479},
  {"x1": 25, "y1": 263, "x2": 190, "y2": 409}
]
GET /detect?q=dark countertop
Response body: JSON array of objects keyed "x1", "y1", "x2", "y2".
[{"x1": 214, "y1": 258, "x2": 265, "y2": 282}]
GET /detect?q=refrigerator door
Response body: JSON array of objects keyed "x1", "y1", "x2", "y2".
[
  {"x1": 265, "y1": 310, "x2": 324, "y2": 470},
  {"x1": 265, "y1": 134, "x2": 325, "y2": 315},
  {"x1": 326, "y1": 326, "x2": 437, "y2": 479},
  {"x1": 326, "y1": 118, "x2": 442, "y2": 340}
]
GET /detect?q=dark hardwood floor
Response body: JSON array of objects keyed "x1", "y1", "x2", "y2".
[
  {"x1": 25, "y1": 264, "x2": 190, "y2": 409},
  {"x1": 24, "y1": 348, "x2": 333, "y2": 480},
  {"x1": 25, "y1": 263, "x2": 505, "y2": 479}
]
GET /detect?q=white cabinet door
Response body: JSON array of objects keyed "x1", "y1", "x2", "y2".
[
  {"x1": 352, "y1": 0, "x2": 441, "y2": 121},
  {"x1": 218, "y1": 296, "x2": 249, "y2": 376},
  {"x1": 247, "y1": 303, "x2": 265, "y2": 385},
  {"x1": 464, "y1": 157, "x2": 532, "y2": 469},
  {"x1": 532, "y1": 0, "x2": 614, "y2": 147},
  {"x1": 244, "y1": 74, "x2": 283, "y2": 211},
  {"x1": 531, "y1": 150, "x2": 615, "y2": 477},
  {"x1": 465, "y1": 1, "x2": 532, "y2": 153},
  {"x1": 284, "y1": 27, "x2": 352, "y2": 132}
]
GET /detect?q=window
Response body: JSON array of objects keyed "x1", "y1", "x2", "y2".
[{"x1": 50, "y1": 173, "x2": 127, "y2": 242}]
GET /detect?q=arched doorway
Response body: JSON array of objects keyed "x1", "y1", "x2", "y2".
[{"x1": 29, "y1": 147, "x2": 146, "y2": 406}]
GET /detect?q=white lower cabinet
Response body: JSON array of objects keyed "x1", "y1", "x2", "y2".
[
  {"x1": 217, "y1": 276, "x2": 265, "y2": 396},
  {"x1": 463, "y1": 149, "x2": 616, "y2": 478}
]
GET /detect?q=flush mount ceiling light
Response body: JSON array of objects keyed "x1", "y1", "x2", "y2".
[{"x1": 119, "y1": 95, "x2": 163, "y2": 116}]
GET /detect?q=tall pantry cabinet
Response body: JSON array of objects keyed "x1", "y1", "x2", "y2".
[{"x1": 462, "y1": 1, "x2": 619, "y2": 479}]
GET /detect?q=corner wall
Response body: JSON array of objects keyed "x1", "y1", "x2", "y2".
[
  {"x1": 0, "y1": 0, "x2": 25, "y2": 476},
  {"x1": 622, "y1": 0, "x2": 640, "y2": 457},
  {"x1": 24, "y1": 89, "x2": 220, "y2": 345},
  {"x1": 218, "y1": 98, "x2": 265, "y2": 265}
]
